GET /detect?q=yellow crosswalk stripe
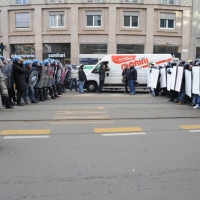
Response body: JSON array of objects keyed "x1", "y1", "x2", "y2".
[
  {"x1": 0, "y1": 129, "x2": 50, "y2": 136},
  {"x1": 94, "y1": 127, "x2": 143, "y2": 133},
  {"x1": 180, "y1": 125, "x2": 200, "y2": 130}
]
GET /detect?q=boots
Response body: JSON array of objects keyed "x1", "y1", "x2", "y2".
[
  {"x1": 3, "y1": 95, "x2": 13, "y2": 109},
  {"x1": 34, "y1": 88, "x2": 39, "y2": 102},
  {"x1": 56, "y1": 84, "x2": 62, "y2": 95},
  {"x1": 61, "y1": 84, "x2": 66, "y2": 93},
  {"x1": 49, "y1": 87, "x2": 56, "y2": 99},
  {"x1": 53, "y1": 85, "x2": 59, "y2": 97},
  {"x1": 43, "y1": 87, "x2": 49, "y2": 100},
  {"x1": 39, "y1": 89, "x2": 45, "y2": 101}
]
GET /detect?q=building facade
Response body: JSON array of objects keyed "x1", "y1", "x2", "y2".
[
  {"x1": 0, "y1": 0, "x2": 193, "y2": 64},
  {"x1": 191, "y1": 0, "x2": 200, "y2": 60}
]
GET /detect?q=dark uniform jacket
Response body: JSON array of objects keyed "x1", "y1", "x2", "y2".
[
  {"x1": 79, "y1": 68, "x2": 87, "y2": 81},
  {"x1": 12, "y1": 62, "x2": 27, "y2": 90}
]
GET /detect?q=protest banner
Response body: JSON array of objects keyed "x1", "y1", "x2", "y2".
[
  {"x1": 175, "y1": 66, "x2": 184, "y2": 92},
  {"x1": 149, "y1": 68, "x2": 159, "y2": 89},
  {"x1": 167, "y1": 73, "x2": 172, "y2": 91},
  {"x1": 192, "y1": 66, "x2": 200, "y2": 95},
  {"x1": 170, "y1": 66, "x2": 177, "y2": 90},
  {"x1": 160, "y1": 68, "x2": 167, "y2": 88},
  {"x1": 185, "y1": 70, "x2": 192, "y2": 97}
]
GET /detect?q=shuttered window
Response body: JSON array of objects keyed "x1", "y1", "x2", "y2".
[
  {"x1": 123, "y1": 11, "x2": 139, "y2": 27},
  {"x1": 160, "y1": 13, "x2": 175, "y2": 29},
  {"x1": 15, "y1": 13, "x2": 30, "y2": 28}
]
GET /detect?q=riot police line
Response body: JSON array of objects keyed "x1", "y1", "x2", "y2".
[
  {"x1": 148, "y1": 59, "x2": 200, "y2": 109},
  {"x1": 0, "y1": 56, "x2": 76, "y2": 109}
]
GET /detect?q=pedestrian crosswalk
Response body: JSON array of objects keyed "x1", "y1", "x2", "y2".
[
  {"x1": 1, "y1": 125, "x2": 200, "y2": 140},
  {"x1": 51, "y1": 106, "x2": 114, "y2": 124}
]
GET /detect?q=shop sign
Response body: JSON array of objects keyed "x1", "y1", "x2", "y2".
[
  {"x1": 47, "y1": 53, "x2": 66, "y2": 58},
  {"x1": 10, "y1": 53, "x2": 35, "y2": 59}
]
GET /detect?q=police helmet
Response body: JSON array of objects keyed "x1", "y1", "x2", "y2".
[
  {"x1": 179, "y1": 60, "x2": 186, "y2": 66},
  {"x1": 13, "y1": 56, "x2": 22, "y2": 63},
  {"x1": 183, "y1": 62, "x2": 190, "y2": 69},
  {"x1": 24, "y1": 60, "x2": 31, "y2": 67},
  {"x1": 32, "y1": 59, "x2": 39, "y2": 66},
  {"x1": 171, "y1": 61, "x2": 177, "y2": 66}
]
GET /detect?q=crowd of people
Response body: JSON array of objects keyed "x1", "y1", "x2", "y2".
[
  {"x1": 147, "y1": 59, "x2": 200, "y2": 109},
  {"x1": 0, "y1": 56, "x2": 87, "y2": 109},
  {"x1": 1, "y1": 55, "x2": 200, "y2": 111}
]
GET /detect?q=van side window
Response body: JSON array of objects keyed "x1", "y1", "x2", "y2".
[{"x1": 92, "y1": 63, "x2": 102, "y2": 73}]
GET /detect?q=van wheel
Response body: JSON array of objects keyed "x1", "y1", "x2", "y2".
[{"x1": 86, "y1": 82, "x2": 97, "y2": 92}]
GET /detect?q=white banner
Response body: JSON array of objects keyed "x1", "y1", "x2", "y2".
[
  {"x1": 175, "y1": 66, "x2": 184, "y2": 92},
  {"x1": 167, "y1": 73, "x2": 172, "y2": 91},
  {"x1": 160, "y1": 68, "x2": 167, "y2": 88},
  {"x1": 149, "y1": 68, "x2": 159, "y2": 89},
  {"x1": 185, "y1": 70, "x2": 192, "y2": 97},
  {"x1": 147, "y1": 69, "x2": 151, "y2": 87},
  {"x1": 192, "y1": 66, "x2": 200, "y2": 95},
  {"x1": 170, "y1": 66, "x2": 177, "y2": 90}
]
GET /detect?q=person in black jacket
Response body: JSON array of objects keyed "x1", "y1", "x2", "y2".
[
  {"x1": 97, "y1": 63, "x2": 110, "y2": 93},
  {"x1": 126, "y1": 64, "x2": 137, "y2": 95},
  {"x1": 12, "y1": 56, "x2": 27, "y2": 106},
  {"x1": 78, "y1": 64, "x2": 87, "y2": 94},
  {"x1": 122, "y1": 64, "x2": 129, "y2": 94}
]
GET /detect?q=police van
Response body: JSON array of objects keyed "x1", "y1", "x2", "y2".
[{"x1": 84, "y1": 54, "x2": 173, "y2": 92}]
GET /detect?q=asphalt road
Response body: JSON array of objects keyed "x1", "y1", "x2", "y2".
[{"x1": 0, "y1": 90, "x2": 200, "y2": 200}]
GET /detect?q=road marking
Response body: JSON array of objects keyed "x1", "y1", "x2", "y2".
[
  {"x1": 3, "y1": 136, "x2": 50, "y2": 139},
  {"x1": 102, "y1": 132, "x2": 146, "y2": 136},
  {"x1": 94, "y1": 127, "x2": 143, "y2": 133},
  {"x1": 189, "y1": 130, "x2": 200, "y2": 133},
  {"x1": 180, "y1": 125, "x2": 200, "y2": 130},
  {"x1": 55, "y1": 111, "x2": 107, "y2": 114},
  {"x1": 51, "y1": 121, "x2": 115, "y2": 125},
  {"x1": 53, "y1": 115, "x2": 110, "y2": 120},
  {"x1": 0, "y1": 129, "x2": 50, "y2": 136},
  {"x1": 57, "y1": 106, "x2": 105, "y2": 110},
  {"x1": 98, "y1": 107, "x2": 105, "y2": 110}
]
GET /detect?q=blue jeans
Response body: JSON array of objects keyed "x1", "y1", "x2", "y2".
[
  {"x1": 178, "y1": 86, "x2": 185, "y2": 102},
  {"x1": 98, "y1": 80, "x2": 105, "y2": 93},
  {"x1": 79, "y1": 81, "x2": 84, "y2": 93},
  {"x1": 70, "y1": 78, "x2": 78, "y2": 91},
  {"x1": 23, "y1": 86, "x2": 35, "y2": 102},
  {"x1": 29, "y1": 86, "x2": 35, "y2": 101},
  {"x1": 197, "y1": 96, "x2": 200, "y2": 106},
  {"x1": 128, "y1": 80, "x2": 135, "y2": 94},
  {"x1": 192, "y1": 94, "x2": 198, "y2": 104}
]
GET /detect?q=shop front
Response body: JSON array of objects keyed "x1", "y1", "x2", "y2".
[
  {"x1": 10, "y1": 44, "x2": 35, "y2": 59},
  {"x1": 43, "y1": 43, "x2": 71, "y2": 65}
]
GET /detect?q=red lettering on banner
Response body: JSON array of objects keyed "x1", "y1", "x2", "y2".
[{"x1": 120, "y1": 58, "x2": 149, "y2": 70}]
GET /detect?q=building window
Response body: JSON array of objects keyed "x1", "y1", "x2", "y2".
[
  {"x1": 13, "y1": 0, "x2": 28, "y2": 4},
  {"x1": 86, "y1": 11, "x2": 102, "y2": 27},
  {"x1": 123, "y1": 11, "x2": 139, "y2": 28},
  {"x1": 117, "y1": 44, "x2": 144, "y2": 54},
  {"x1": 160, "y1": 13, "x2": 175, "y2": 29},
  {"x1": 80, "y1": 44, "x2": 107, "y2": 54},
  {"x1": 15, "y1": 13, "x2": 30, "y2": 29},
  {"x1": 50, "y1": 12, "x2": 64, "y2": 28},
  {"x1": 85, "y1": 0, "x2": 102, "y2": 2},
  {"x1": 124, "y1": 0, "x2": 140, "y2": 3},
  {"x1": 161, "y1": 0, "x2": 177, "y2": 5}
]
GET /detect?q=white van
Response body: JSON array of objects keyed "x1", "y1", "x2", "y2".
[{"x1": 84, "y1": 54, "x2": 173, "y2": 92}]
